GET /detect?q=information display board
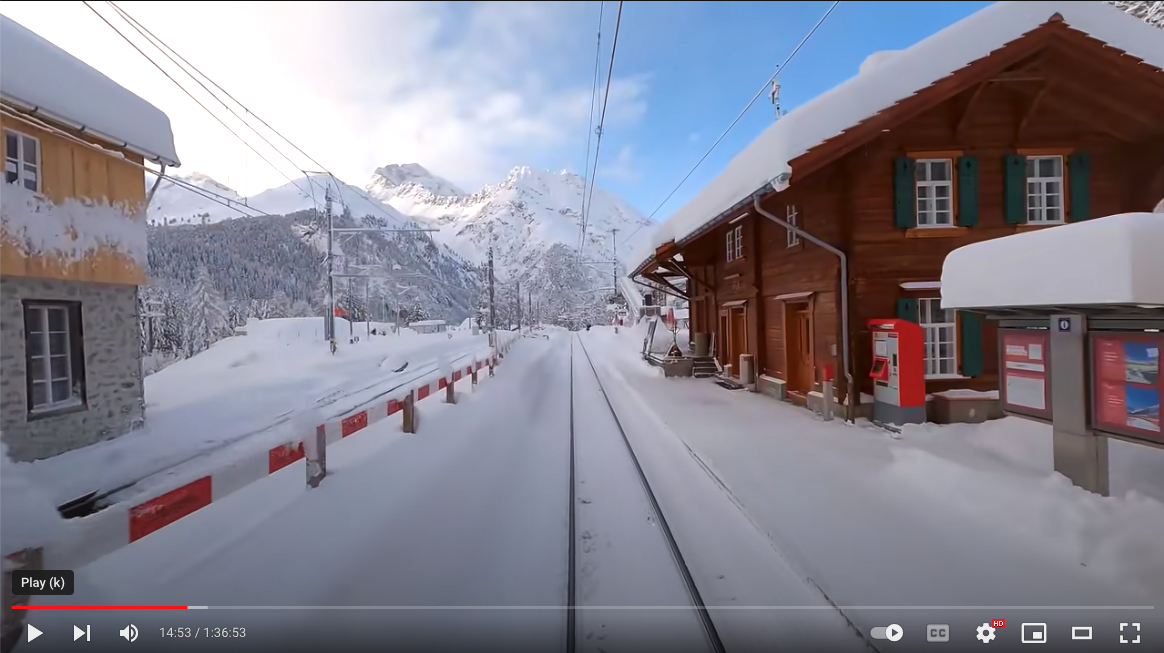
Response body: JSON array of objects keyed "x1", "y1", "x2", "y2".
[
  {"x1": 1000, "y1": 329, "x2": 1052, "y2": 420},
  {"x1": 1092, "y1": 333, "x2": 1162, "y2": 441}
]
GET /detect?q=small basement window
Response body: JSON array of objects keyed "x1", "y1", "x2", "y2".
[
  {"x1": 4, "y1": 128, "x2": 40, "y2": 192},
  {"x1": 24, "y1": 301, "x2": 87, "y2": 414},
  {"x1": 1026, "y1": 155, "x2": 1064, "y2": 224},
  {"x1": 725, "y1": 225, "x2": 743, "y2": 262},
  {"x1": 786, "y1": 205, "x2": 801, "y2": 247},
  {"x1": 915, "y1": 159, "x2": 953, "y2": 227}
]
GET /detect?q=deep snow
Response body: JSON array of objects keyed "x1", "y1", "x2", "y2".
[
  {"x1": 0, "y1": 14, "x2": 179, "y2": 165},
  {"x1": 17, "y1": 318, "x2": 498, "y2": 506}
]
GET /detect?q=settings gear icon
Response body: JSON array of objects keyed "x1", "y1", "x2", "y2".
[{"x1": 976, "y1": 623, "x2": 997, "y2": 644}]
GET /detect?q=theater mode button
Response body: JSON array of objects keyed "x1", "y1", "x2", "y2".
[{"x1": 871, "y1": 625, "x2": 904, "y2": 642}]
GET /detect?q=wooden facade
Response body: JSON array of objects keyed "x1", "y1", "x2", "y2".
[
  {"x1": 639, "y1": 19, "x2": 1164, "y2": 409},
  {"x1": 0, "y1": 112, "x2": 148, "y2": 286}
]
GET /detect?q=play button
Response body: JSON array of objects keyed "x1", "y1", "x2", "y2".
[
  {"x1": 27, "y1": 625, "x2": 43, "y2": 643},
  {"x1": 886, "y1": 624, "x2": 904, "y2": 642}
]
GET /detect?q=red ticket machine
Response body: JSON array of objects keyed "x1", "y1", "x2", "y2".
[{"x1": 868, "y1": 318, "x2": 927, "y2": 424}]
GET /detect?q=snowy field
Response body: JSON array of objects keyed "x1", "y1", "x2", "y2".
[{"x1": 17, "y1": 317, "x2": 495, "y2": 507}]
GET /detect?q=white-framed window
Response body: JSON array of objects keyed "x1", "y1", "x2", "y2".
[
  {"x1": 725, "y1": 225, "x2": 743, "y2": 262},
  {"x1": 1026, "y1": 155, "x2": 1064, "y2": 224},
  {"x1": 24, "y1": 302, "x2": 85, "y2": 412},
  {"x1": 4, "y1": 128, "x2": 40, "y2": 192},
  {"x1": 786, "y1": 205, "x2": 801, "y2": 247},
  {"x1": 914, "y1": 159, "x2": 954, "y2": 227},
  {"x1": 918, "y1": 297, "x2": 958, "y2": 378}
]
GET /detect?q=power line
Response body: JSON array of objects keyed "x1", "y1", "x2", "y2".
[
  {"x1": 629, "y1": 0, "x2": 842, "y2": 242},
  {"x1": 577, "y1": 0, "x2": 606, "y2": 251},
  {"x1": 578, "y1": 0, "x2": 624, "y2": 253},
  {"x1": 83, "y1": 1, "x2": 310, "y2": 199}
]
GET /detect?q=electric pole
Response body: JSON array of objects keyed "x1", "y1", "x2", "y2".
[
  {"x1": 528, "y1": 289, "x2": 532, "y2": 328},
  {"x1": 324, "y1": 186, "x2": 336, "y2": 349},
  {"x1": 487, "y1": 223, "x2": 496, "y2": 331},
  {"x1": 516, "y1": 279, "x2": 522, "y2": 333},
  {"x1": 611, "y1": 227, "x2": 619, "y2": 300}
]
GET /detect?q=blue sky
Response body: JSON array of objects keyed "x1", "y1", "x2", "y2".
[
  {"x1": 596, "y1": 0, "x2": 994, "y2": 221},
  {"x1": 4, "y1": 0, "x2": 999, "y2": 219}
]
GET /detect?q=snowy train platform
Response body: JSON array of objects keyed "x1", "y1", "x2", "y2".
[{"x1": 579, "y1": 325, "x2": 1164, "y2": 609}]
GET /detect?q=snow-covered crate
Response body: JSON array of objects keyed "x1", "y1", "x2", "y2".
[{"x1": 930, "y1": 389, "x2": 1004, "y2": 424}]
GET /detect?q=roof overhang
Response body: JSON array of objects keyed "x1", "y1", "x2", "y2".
[{"x1": 1, "y1": 96, "x2": 181, "y2": 167}]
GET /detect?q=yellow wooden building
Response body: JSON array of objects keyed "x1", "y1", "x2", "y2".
[{"x1": 1, "y1": 15, "x2": 181, "y2": 461}]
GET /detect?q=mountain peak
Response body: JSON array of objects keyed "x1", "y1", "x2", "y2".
[{"x1": 370, "y1": 163, "x2": 464, "y2": 197}]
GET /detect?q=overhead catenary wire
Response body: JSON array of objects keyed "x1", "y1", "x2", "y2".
[
  {"x1": 624, "y1": 0, "x2": 841, "y2": 245},
  {"x1": 576, "y1": 1, "x2": 606, "y2": 252},
  {"x1": 82, "y1": 1, "x2": 311, "y2": 200},
  {"x1": 577, "y1": 0, "x2": 624, "y2": 254}
]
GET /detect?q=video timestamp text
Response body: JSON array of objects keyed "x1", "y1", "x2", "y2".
[{"x1": 159, "y1": 627, "x2": 246, "y2": 638}]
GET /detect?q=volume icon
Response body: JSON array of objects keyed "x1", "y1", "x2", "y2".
[{"x1": 119, "y1": 624, "x2": 138, "y2": 642}]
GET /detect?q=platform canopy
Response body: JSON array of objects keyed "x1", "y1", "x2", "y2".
[{"x1": 941, "y1": 213, "x2": 1164, "y2": 311}]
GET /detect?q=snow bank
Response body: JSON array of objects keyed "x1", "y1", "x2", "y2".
[
  {"x1": 0, "y1": 183, "x2": 147, "y2": 266},
  {"x1": 942, "y1": 212, "x2": 1164, "y2": 309},
  {"x1": 631, "y1": 1, "x2": 1164, "y2": 272},
  {"x1": 1, "y1": 440, "x2": 69, "y2": 555},
  {"x1": 0, "y1": 15, "x2": 180, "y2": 166},
  {"x1": 885, "y1": 447, "x2": 1164, "y2": 599},
  {"x1": 245, "y1": 316, "x2": 358, "y2": 342}
]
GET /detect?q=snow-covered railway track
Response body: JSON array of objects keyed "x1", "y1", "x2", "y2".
[{"x1": 567, "y1": 336, "x2": 727, "y2": 653}]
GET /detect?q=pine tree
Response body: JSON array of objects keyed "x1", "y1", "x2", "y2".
[{"x1": 184, "y1": 267, "x2": 229, "y2": 356}]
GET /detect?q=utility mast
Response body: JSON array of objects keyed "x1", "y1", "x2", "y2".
[
  {"x1": 324, "y1": 186, "x2": 336, "y2": 348},
  {"x1": 487, "y1": 222, "x2": 496, "y2": 331},
  {"x1": 770, "y1": 77, "x2": 784, "y2": 122},
  {"x1": 611, "y1": 227, "x2": 619, "y2": 299},
  {"x1": 516, "y1": 278, "x2": 522, "y2": 333}
]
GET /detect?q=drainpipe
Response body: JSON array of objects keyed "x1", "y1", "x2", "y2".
[
  {"x1": 145, "y1": 164, "x2": 166, "y2": 209},
  {"x1": 752, "y1": 192, "x2": 855, "y2": 423}
]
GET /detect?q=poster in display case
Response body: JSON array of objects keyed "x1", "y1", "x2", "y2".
[
  {"x1": 999, "y1": 329, "x2": 1052, "y2": 420},
  {"x1": 1092, "y1": 333, "x2": 1162, "y2": 440}
]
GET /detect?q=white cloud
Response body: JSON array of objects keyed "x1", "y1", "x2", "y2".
[
  {"x1": 598, "y1": 145, "x2": 640, "y2": 185},
  {"x1": 1, "y1": 1, "x2": 649, "y2": 196}
]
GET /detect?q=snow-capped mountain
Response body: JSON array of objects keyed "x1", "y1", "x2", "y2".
[
  {"x1": 370, "y1": 164, "x2": 655, "y2": 276},
  {"x1": 367, "y1": 163, "x2": 465, "y2": 199},
  {"x1": 149, "y1": 172, "x2": 411, "y2": 227},
  {"x1": 146, "y1": 162, "x2": 657, "y2": 325}
]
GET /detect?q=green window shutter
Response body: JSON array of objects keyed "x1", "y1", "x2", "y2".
[
  {"x1": 956, "y1": 156, "x2": 979, "y2": 227},
  {"x1": 958, "y1": 311, "x2": 984, "y2": 377},
  {"x1": 1068, "y1": 151, "x2": 1091, "y2": 222},
  {"x1": 893, "y1": 157, "x2": 917, "y2": 229},
  {"x1": 896, "y1": 297, "x2": 919, "y2": 323},
  {"x1": 1003, "y1": 153, "x2": 1028, "y2": 225}
]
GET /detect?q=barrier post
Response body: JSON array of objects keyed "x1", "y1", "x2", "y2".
[
  {"x1": 472, "y1": 366, "x2": 479, "y2": 386},
  {"x1": 305, "y1": 425, "x2": 327, "y2": 488},
  {"x1": 445, "y1": 375, "x2": 456, "y2": 404},
  {"x1": 402, "y1": 391, "x2": 417, "y2": 433}
]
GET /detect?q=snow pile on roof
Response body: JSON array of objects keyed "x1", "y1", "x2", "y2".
[
  {"x1": 632, "y1": 1, "x2": 1164, "y2": 272},
  {"x1": 858, "y1": 50, "x2": 901, "y2": 74},
  {"x1": 0, "y1": 15, "x2": 180, "y2": 166},
  {"x1": 941, "y1": 213, "x2": 1164, "y2": 309},
  {"x1": 1, "y1": 440, "x2": 69, "y2": 556},
  {"x1": 0, "y1": 183, "x2": 148, "y2": 267}
]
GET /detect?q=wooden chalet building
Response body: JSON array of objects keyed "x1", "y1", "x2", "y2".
[{"x1": 631, "y1": 1, "x2": 1164, "y2": 418}]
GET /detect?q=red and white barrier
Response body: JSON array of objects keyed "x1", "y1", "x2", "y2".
[{"x1": 35, "y1": 333, "x2": 522, "y2": 569}]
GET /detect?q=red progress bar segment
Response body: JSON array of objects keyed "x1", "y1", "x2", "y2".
[{"x1": 12, "y1": 606, "x2": 189, "y2": 610}]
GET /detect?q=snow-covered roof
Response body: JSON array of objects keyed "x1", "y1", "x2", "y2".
[
  {"x1": 0, "y1": 15, "x2": 181, "y2": 166},
  {"x1": 410, "y1": 319, "x2": 447, "y2": 326},
  {"x1": 941, "y1": 213, "x2": 1164, "y2": 310},
  {"x1": 631, "y1": 1, "x2": 1164, "y2": 273}
]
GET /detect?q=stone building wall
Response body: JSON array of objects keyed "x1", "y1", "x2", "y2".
[{"x1": 0, "y1": 275, "x2": 143, "y2": 461}]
